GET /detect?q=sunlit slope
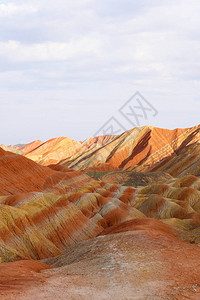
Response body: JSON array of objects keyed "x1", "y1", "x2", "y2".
[
  {"x1": 61, "y1": 125, "x2": 200, "y2": 171},
  {"x1": 25, "y1": 137, "x2": 82, "y2": 165}
]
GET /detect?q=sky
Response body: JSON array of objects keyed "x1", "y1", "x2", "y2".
[{"x1": 1, "y1": 0, "x2": 200, "y2": 145}]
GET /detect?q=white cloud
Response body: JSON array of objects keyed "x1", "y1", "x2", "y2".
[
  {"x1": 0, "y1": 38, "x2": 101, "y2": 62},
  {"x1": 0, "y1": 3, "x2": 38, "y2": 17}
]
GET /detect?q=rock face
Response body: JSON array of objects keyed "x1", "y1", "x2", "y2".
[
  {"x1": 23, "y1": 135, "x2": 116, "y2": 167},
  {"x1": 6, "y1": 125, "x2": 199, "y2": 173},
  {"x1": 60, "y1": 124, "x2": 200, "y2": 172},
  {"x1": 149, "y1": 141, "x2": 200, "y2": 177}
]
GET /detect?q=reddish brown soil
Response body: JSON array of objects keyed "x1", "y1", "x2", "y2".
[
  {"x1": 61, "y1": 125, "x2": 200, "y2": 173},
  {"x1": 0, "y1": 260, "x2": 50, "y2": 299}
]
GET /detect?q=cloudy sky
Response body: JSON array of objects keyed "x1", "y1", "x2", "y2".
[{"x1": 1, "y1": 0, "x2": 200, "y2": 145}]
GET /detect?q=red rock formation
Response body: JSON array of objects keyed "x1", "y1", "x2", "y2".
[
  {"x1": 0, "y1": 148, "x2": 55, "y2": 195},
  {"x1": 82, "y1": 135, "x2": 116, "y2": 150},
  {"x1": 149, "y1": 142, "x2": 200, "y2": 177},
  {"x1": 25, "y1": 137, "x2": 82, "y2": 166},
  {"x1": 0, "y1": 141, "x2": 43, "y2": 155},
  {"x1": 15, "y1": 124, "x2": 200, "y2": 173},
  {"x1": 20, "y1": 140, "x2": 43, "y2": 154},
  {"x1": 61, "y1": 124, "x2": 200, "y2": 172}
]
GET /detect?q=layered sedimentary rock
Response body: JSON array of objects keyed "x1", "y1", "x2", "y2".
[
  {"x1": 0, "y1": 148, "x2": 55, "y2": 195},
  {"x1": 61, "y1": 124, "x2": 200, "y2": 172},
  {"x1": 148, "y1": 142, "x2": 200, "y2": 177},
  {"x1": 20, "y1": 140, "x2": 43, "y2": 154},
  {"x1": 1, "y1": 145, "x2": 200, "y2": 263},
  {"x1": 24, "y1": 137, "x2": 82, "y2": 166},
  {"x1": 0, "y1": 140, "x2": 43, "y2": 155},
  {"x1": 81, "y1": 135, "x2": 116, "y2": 150},
  {"x1": 4, "y1": 135, "x2": 116, "y2": 167},
  {"x1": 8, "y1": 125, "x2": 199, "y2": 173},
  {"x1": 0, "y1": 144, "x2": 23, "y2": 154}
]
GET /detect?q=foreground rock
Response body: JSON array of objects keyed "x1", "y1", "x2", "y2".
[
  {"x1": 2, "y1": 225, "x2": 200, "y2": 299},
  {"x1": 0, "y1": 260, "x2": 50, "y2": 300}
]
